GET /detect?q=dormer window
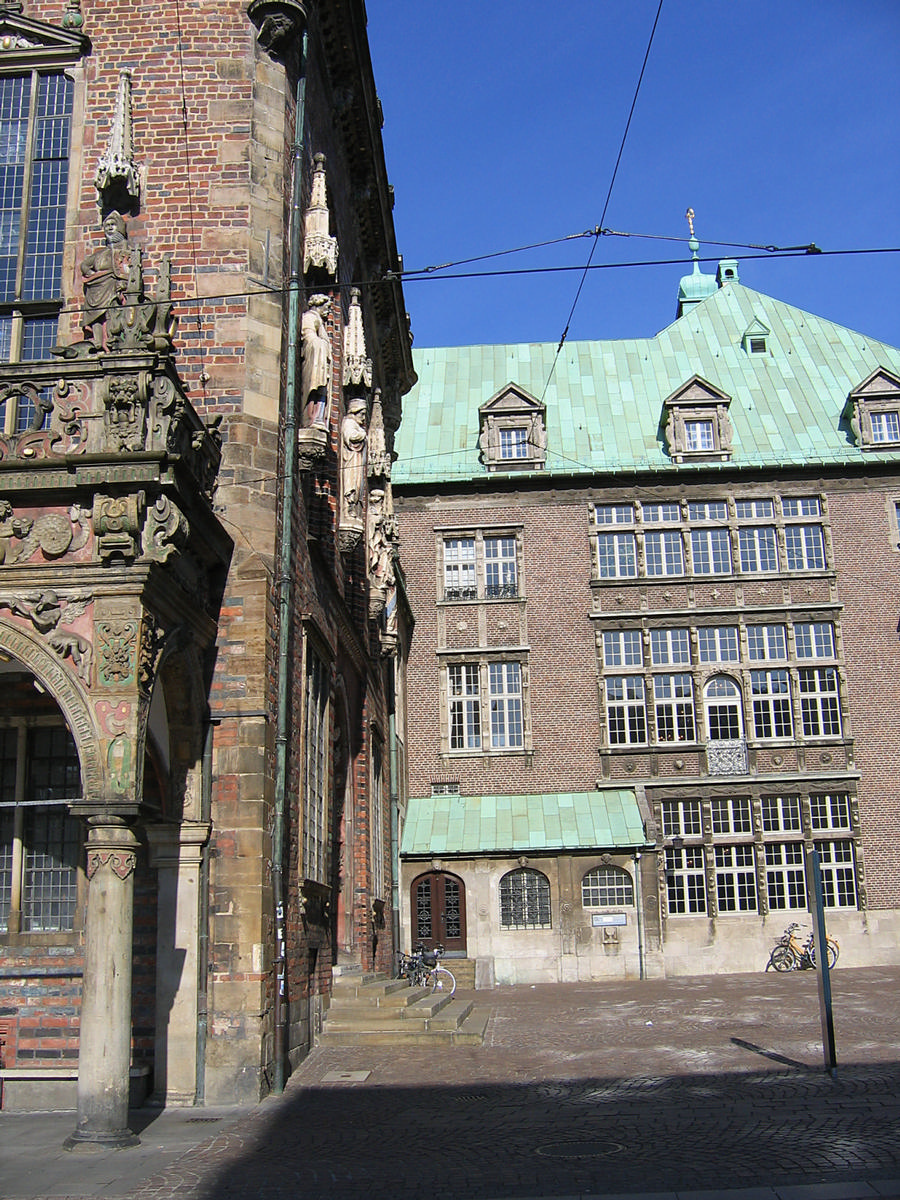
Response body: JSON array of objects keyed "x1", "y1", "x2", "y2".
[
  {"x1": 742, "y1": 318, "x2": 770, "y2": 356},
  {"x1": 749, "y1": 338, "x2": 767, "y2": 355},
  {"x1": 479, "y1": 383, "x2": 547, "y2": 472},
  {"x1": 663, "y1": 376, "x2": 734, "y2": 464},
  {"x1": 847, "y1": 369, "x2": 900, "y2": 451}
]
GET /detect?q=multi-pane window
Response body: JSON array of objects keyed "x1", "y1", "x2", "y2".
[
  {"x1": 581, "y1": 865, "x2": 635, "y2": 907},
  {"x1": 448, "y1": 661, "x2": 526, "y2": 753},
  {"x1": 690, "y1": 528, "x2": 732, "y2": 574},
  {"x1": 0, "y1": 72, "x2": 73, "y2": 431},
  {"x1": 1, "y1": 723, "x2": 82, "y2": 934},
  {"x1": 448, "y1": 664, "x2": 481, "y2": 751},
  {"x1": 484, "y1": 535, "x2": 518, "y2": 598},
  {"x1": 736, "y1": 499, "x2": 774, "y2": 519},
  {"x1": 302, "y1": 650, "x2": 329, "y2": 883},
  {"x1": 606, "y1": 676, "x2": 647, "y2": 745},
  {"x1": 603, "y1": 630, "x2": 642, "y2": 667},
  {"x1": 499, "y1": 426, "x2": 528, "y2": 459},
  {"x1": 650, "y1": 628, "x2": 690, "y2": 665},
  {"x1": 798, "y1": 668, "x2": 842, "y2": 736},
  {"x1": 870, "y1": 411, "x2": 900, "y2": 443},
  {"x1": 782, "y1": 497, "x2": 821, "y2": 517},
  {"x1": 784, "y1": 524, "x2": 826, "y2": 570},
  {"x1": 761, "y1": 794, "x2": 802, "y2": 832},
  {"x1": 738, "y1": 527, "x2": 779, "y2": 572},
  {"x1": 751, "y1": 669, "x2": 792, "y2": 738},
  {"x1": 795, "y1": 622, "x2": 835, "y2": 659},
  {"x1": 596, "y1": 531, "x2": 637, "y2": 578},
  {"x1": 747, "y1": 625, "x2": 787, "y2": 661},
  {"x1": 653, "y1": 674, "x2": 695, "y2": 743},
  {"x1": 814, "y1": 841, "x2": 857, "y2": 908},
  {"x1": 660, "y1": 798, "x2": 702, "y2": 837},
  {"x1": 714, "y1": 845, "x2": 757, "y2": 912},
  {"x1": 499, "y1": 867, "x2": 551, "y2": 928},
  {"x1": 809, "y1": 793, "x2": 852, "y2": 831},
  {"x1": 643, "y1": 503, "x2": 680, "y2": 523},
  {"x1": 711, "y1": 797, "x2": 752, "y2": 834},
  {"x1": 443, "y1": 538, "x2": 476, "y2": 599},
  {"x1": 665, "y1": 846, "x2": 706, "y2": 913},
  {"x1": 595, "y1": 504, "x2": 634, "y2": 525},
  {"x1": 489, "y1": 663, "x2": 523, "y2": 749},
  {"x1": 705, "y1": 676, "x2": 743, "y2": 739},
  {"x1": 645, "y1": 530, "x2": 684, "y2": 576},
  {"x1": 684, "y1": 420, "x2": 715, "y2": 452},
  {"x1": 697, "y1": 626, "x2": 740, "y2": 662},
  {"x1": 442, "y1": 531, "x2": 520, "y2": 600},
  {"x1": 766, "y1": 843, "x2": 807, "y2": 910},
  {"x1": 687, "y1": 501, "x2": 728, "y2": 522}
]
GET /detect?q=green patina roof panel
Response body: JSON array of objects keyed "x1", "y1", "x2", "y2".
[
  {"x1": 394, "y1": 283, "x2": 900, "y2": 486},
  {"x1": 400, "y1": 790, "x2": 646, "y2": 857}
]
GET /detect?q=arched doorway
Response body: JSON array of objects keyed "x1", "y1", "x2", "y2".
[{"x1": 411, "y1": 870, "x2": 466, "y2": 954}]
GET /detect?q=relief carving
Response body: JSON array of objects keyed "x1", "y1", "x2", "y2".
[
  {"x1": 339, "y1": 397, "x2": 367, "y2": 552},
  {"x1": 92, "y1": 491, "x2": 145, "y2": 560},
  {"x1": 97, "y1": 619, "x2": 139, "y2": 686},
  {"x1": 142, "y1": 495, "x2": 189, "y2": 562},
  {"x1": 86, "y1": 848, "x2": 136, "y2": 880}
]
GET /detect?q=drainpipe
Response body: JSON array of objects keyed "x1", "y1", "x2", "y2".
[
  {"x1": 272, "y1": 22, "x2": 308, "y2": 1096},
  {"x1": 195, "y1": 716, "x2": 213, "y2": 1103},
  {"x1": 387, "y1": 669, "x2": 401, "y2": 957},
  {"x1": 634, "y1": 850, "x2": 645, "y2": 980}
]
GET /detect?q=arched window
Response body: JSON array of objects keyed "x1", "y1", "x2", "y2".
[
  {"x1": 499, "y1": 867, "x2": 551, "y2": 929},
  {"x1": 704, "y1": 675, "x2": 743, "y2": 740},
  {"x1": 581, "y1": 865, "x2": 634, "y2": 908}
]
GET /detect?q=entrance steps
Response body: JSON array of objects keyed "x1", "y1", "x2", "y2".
[{"x1": 319, "y1": 970, "x2": 487, "y2": 1047}]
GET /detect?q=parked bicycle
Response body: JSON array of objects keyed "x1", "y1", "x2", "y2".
[
  {"x1": 766, "y1": 922, "x2": 839, "y2": 972},
  {"x1": 396, "y1": 942, "x2": 457, "y2": 996}
]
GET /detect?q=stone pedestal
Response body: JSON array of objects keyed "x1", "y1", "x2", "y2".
[
  {"x1": 146, "y1": 822, "x2": 210, "y2": 1106},
  {"x1": 64, "y1": 820, "x2": 140, "y2": 1150}
]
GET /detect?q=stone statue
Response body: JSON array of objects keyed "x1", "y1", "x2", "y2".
[
  {"x1": 81, "y1": 212, "x2": 133, "y2": 349},
  {"x1": 340, "y1": 397, "x2": 368, "y2": 523},
  {"x1": 367, "y1": 488, "x2": 397, "y2": 590},
  {"x1": 301, "y1": 294, "x2": 332, "y2": 428}
]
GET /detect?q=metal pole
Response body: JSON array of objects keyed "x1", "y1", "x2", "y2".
[{"x1": 807, "y1": 848, "x2": 837, "y2": 1075}]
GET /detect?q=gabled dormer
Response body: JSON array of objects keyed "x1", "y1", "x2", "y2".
[
  {"x1": 478, "y1": 382, "x2": 547, "y2": 471},
  {"x1": 847, "y1": 368, "x2": 900, "y2": 450},
  {"x1": 662, "y1": 376, "x2": 733, "y2": 463},
  {"x1": 741, "y1": 317, "x2": 770, "y2": 356}
]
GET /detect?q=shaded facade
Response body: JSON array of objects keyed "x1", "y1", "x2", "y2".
[
  {"x1": 0, "y1": 0, "x2": 414, "y2": 1130},
  {"x1": 393, "y1": 252, "x2": 900, "y2": 985}
]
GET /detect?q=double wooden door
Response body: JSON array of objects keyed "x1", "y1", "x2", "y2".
[{"x1": 411, "y1": 871, "x2": 466, "y2": 953}]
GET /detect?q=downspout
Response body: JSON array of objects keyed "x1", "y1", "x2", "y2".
[
  {"x1": 195, "y1": 716, "x2": 213, "y2": 1103},
  {"x1": 634, "y1": 850, "x2": 645, "y2": 980},
  {"x1": 387, "y1": 669, "x2": 400, "y2": 957},
  {"x1": 272, "y1": 22, "x2": 308, "y2": 1096}
]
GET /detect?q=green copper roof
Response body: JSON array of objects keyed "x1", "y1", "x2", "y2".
[
  {"x1": 400, "y1": 790, "x2": 646, "y2": 858},
  {"x1": 394, "y1": 281, "x2": 900, "y2": 486}
]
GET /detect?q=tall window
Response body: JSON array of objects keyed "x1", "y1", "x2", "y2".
[
  {"x1": 765, "y1": 843, "x2": 807, "y2": 910},
  {"x1": 751, "y1": 669, "x2": 792, "y2": 738},
  {"x1": 442, "y1": 530, "x2": 520, "y2": 601},
  {"x1": 704, "y1": 676, "x2": 743, "y2": 740},
  {"x1": 738, "y1": 527, "x2": 779, "y2": 572},
  {"x1": 645, "y1": 530, "x2": 684, "y2": 576},
  {"x1": 697, "y1": 626, "x2": 740, "y2": 662},
  {"x1": 302, "y1": 650, "x2": 329, "y2": 883},
  {"x1": 596, "y1": 531, "x2": 637, "y2": 578},
  {"x1": 650, "y1": 628, "x2": 690, "y2": 665},
  {"x1": 653, "y1": 674, "x2": 695, "y2": 742},
  {"x1": 443, "y1": 537, "x2": 476, "y2": 599},
  {"x1": 0, "y1": 723, "x2": 82, "y2": 933},
  {"x1": 603, "y1": 629, "x2": 642, "y2": 667},
  {"x1": 784, "y1": 524, "x2": 826, "y2": 570},
  {"x1": 684, "y1": 419, "x2": 715, "y2": 451},
  {"x1": 690, "y1": 528, "x2": 732, "y2": 574},
  {"x1": 606, "y1": 676, "x2": 647, "y2": 745},
  {"x1": 489, "y1": 662, "x2": 523, "y2": 749},
  {"x1": 448, "y1": 664, "x2": 481, "y2": 751},
  {"x1": 747, "y1": 625, "x2": 787, "y2": 661},
  {"x1": 711, "y1": 797, "x2": 751, "y2": 834},
  {"x1": 499, "y1": 867, "x2": 551, "y2": 928},
  {"x1": 0, "y1": 71, "x2": 73, "y2": 430},
  {"x1": 665, "y1": 846, "x2": 706, "y2": 914},
  {"x1": 795, "y1": 622, "x2": 835, "y2": 659},
  {"x1": 484, "y1": 535, "x2": 517, "y2": 598},
  {"x1": 815, "y1": 841, "x2": 857, "y2": 908},
  {"x1": 714, "y1": 845, "x2": 757, "y2": 912},
  {"x1": 798, "y1": 668, "x2": 842, "y2": 736}
]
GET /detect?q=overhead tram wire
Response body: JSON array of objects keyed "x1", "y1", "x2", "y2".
[{"x1": 539, "y1": 0, "x2": 666, "y2": 406}]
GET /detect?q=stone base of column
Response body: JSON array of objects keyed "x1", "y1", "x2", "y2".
[{"x1": 63, "y1": 1124, "x2": 140, "y2": 1151}]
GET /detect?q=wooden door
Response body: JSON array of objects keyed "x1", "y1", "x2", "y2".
[{"x1": 411, "y1": 871, "x2": 466, "y2": 953}]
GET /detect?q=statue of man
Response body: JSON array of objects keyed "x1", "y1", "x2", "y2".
[
  {"x1": 81, "y1": 212, "x2": 132, "y2": 349},
  {"x1": 301, "y1": 294, "x2": 332, "y2": 427},
  {"x1": 341, "y1": 397, "x2": 368, "y2": 523}
]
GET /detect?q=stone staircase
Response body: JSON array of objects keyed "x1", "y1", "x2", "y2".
[{"x1": 319, "y1": 969, "x2": 487, "y2": 1047}]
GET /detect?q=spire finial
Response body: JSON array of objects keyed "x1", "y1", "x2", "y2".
[{"x1": 686, "y1": 207, "x2": 695, "y2": 238}]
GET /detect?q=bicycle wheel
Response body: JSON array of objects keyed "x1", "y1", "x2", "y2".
[
  {"x1": 769, "y1": 944, "x2": 797, "y2": 972},
  {"x1": 426, "y1": 966, "x2": 456, "y2": 996},
  {"x1": 823, "y1": 940, "x2": 839, "y2": 969}
]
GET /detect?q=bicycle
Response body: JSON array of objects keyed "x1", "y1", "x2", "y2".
[
  {"x1": 766, "y1": 922, "x2": 839, "y2": 972},
  {"x1": 396, "y1": 942, "x2": 457, "y2": 996}
]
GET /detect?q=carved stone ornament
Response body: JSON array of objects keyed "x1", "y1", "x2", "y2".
[
  {"x1": 303, "y1": 153, "x2": 338, "y2": 280},
  {"x1": 142, "y1": 494, "x2": 189, "y2": 563},
  {"x1": 246, "y1": 0, "x2": 307, "y2": 55},
  {"x1": 0, "y1": 502, "x2": 90, "y2": 564},
  {"x1": 86, "y1": 848, "x2": 137, "y2": 880},
  {"x1": 343, "y1": 287, "x2": 372, "y2": 392},
  {"x1": 94, "y1": 68, "x2": 141, "y2": 214},
  {"x1": 97, "y1": 618, "x2": 138, "y2": 687},
  {"x1": 0, "y1": 587, "x2": 93, "y2": 680},
  {"x1": 93, "y1": 491, "x2": 145, "y2": 561},
  {"x1": 366, "y1": 388, "x2": 390, "y2": 479},
  {"x1": 367, "y1": 483, "x2": 397, "y2": 620},
  {"x1": 339, "y1": 397, "x2": 367, "y2": 553},
  {"x1": 300, "y1": 293, "x2": 332, "y2": 431},
  {"x1": 296, "y1": 423, "x2": 328, "y2": 471}
]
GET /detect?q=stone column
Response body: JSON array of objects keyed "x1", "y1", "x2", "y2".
[
  {"x1": 146, "y1": 822, "x2": 210, "y2": 1106},
  {"x1": 65, "y1": 819, "x2": 140, "y2": 1150}
]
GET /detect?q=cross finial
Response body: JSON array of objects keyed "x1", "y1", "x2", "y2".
[{"x1": 685, "y1": 208, "x2": 695, "y2": 238}]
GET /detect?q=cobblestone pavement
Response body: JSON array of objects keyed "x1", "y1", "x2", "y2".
[{"x1": 5, "y1": 967, "x2": 900, "y2": 1200}]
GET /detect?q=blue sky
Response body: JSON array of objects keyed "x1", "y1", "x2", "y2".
[{"x1": 367, "y1": 1, "x2": 899, "y2": 351}]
